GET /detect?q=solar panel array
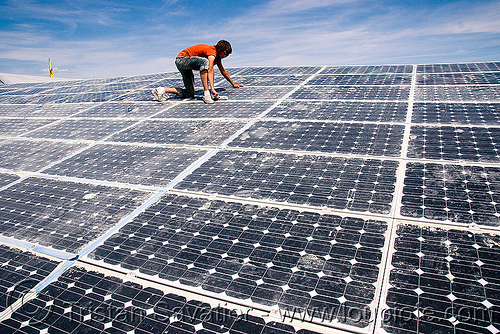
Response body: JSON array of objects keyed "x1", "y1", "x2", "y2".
[{"x1": 0, "y1": 61, "x2": 499, "y2": 334}]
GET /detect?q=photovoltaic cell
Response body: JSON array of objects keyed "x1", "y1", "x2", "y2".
[
  {"x1": 89, "y1": 193, "x2": 387, "y2": 328},
  {"x1": 231, "y1": 75, "x2": 310, "y2": 86},
  {"x1": 0, "y1": 173, "x2": 20, "y2": 188},
  {"x1": 268, "y1": 101, "x2": 408, "y2": 122},
  {"x1": 307, "y1": 74, "x2": 412, "y2": 86},
  {"x1": 412, "y1": 103, "x2": 500, "y2": 125},
  {"x1": 407, "y1": 126, "x2": 500, "y2": 162},
  {"x1": 0, "y1": 139, "x2": 88, "y2": 172},
  {"x1": 24, "y1": 119, "x2": 137, "y2": 140},
  {"x1": 414, "y1": 86, "x2": 500, "y2": 101},
  {"x1": 0, "y1": 245, "x2": 59, "y2": 314},
  {"x1": 416, "y1": 72, "x2": 500, "y2": 85},
  {"x1": 235, "y1": 66, "x2": 321, "y2": 75},
  {"x1": 230, "y1": 121, "x2": 404, "y2": 156},
  {"x1": 0, "y1": 265, "x2": 322, "y2": 334},
  {"x1": 291, "y1": 86, "x2": 410, "y2": 100},
  {"x1": 154, "y1": 101, "x2": 274, "y2": 119},
  {"x1": 0, "y1": 119, "x2": 58, "y2": 137},
  {"x1": 43, "y1": 144, "x2": 207, "y2": 187},
  {"x1": 109, "y1": 119, "x2": 247, "y2": 146},
  {"x1": 220, "y1": 86, "x2": 292, "y2": 100},
  {"x1": 323, "y1": 65, "x2": 414, "y2": 74},
  {"x1": 0, "y1": 177, "x2": 151, "y2": 253},
  {"x1": 0, "y1": 105, "x2": 32, "y2": 116},
  {"x1": 417, "y1": 62, "x2": 500, "y2": 73},
  {"x1": 14, "y1": 103, "x2": 92, "y2": 118},
  {"x1": 383, "y1": 223, "x2": 500, "y2": 334},
  {"x1": 74, "y1": 102, "x2": 173, "y2": 118},
  {"x1": 400, "y1": 163, "x2": 500, "y2": 226},
  {"x1": 175, "y1": 150, "x2": 398, "y2": 214}
]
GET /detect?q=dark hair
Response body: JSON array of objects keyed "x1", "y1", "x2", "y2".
[{"x1": 215, "y1": 40, "x2": 232, "y2": 55}]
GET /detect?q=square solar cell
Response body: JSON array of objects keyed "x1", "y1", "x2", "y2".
[
  {"x1": 235, "y1": 66, "x2": 321, "y2": 75},
  {"x1": 154, "y1": 101, "x2": 274, "y2": 119},
  {"x1": 109, "y1": 120, "x2": 246, "y2": 146},
  {"x1": 60, "y1": 92, "x2": 117, "y2": 103},
  {"x1": 24, "y1": 119, "x2": 137, "y2": 141},
  {"x1": 175, "y1": 150, "x2": 398, "y2": 214},
  {"x1": 416, "y1": 72, "x2": 500, "y2": 85},
  {"x1": 15, "y1": 103, "x2": 92, "y2": 118},
  {"x1": 230, "y1": 75, "x2": 310, "y2": 86},
  {"x1": 74, "y1": 102, "x2": 174, "y2": 118},
  {"x1": 417, "y1": 62, "x2": 500, "y2": 73},
  {"x1": 322, "y1": 65, "x2": 414, "y2": 74},
  {"x1": 0, "y1": 265, "x2": 322, "y2": 334},
  {"x1": 0, "y1": 172, "x2": 20, "y2": 187},
  {"x1": 412, "y1": 103, "x2": 500, "y2": 125},
  {"x1": 230, "y1": 121, "x2": 404, "y2": 157},
  {"x1": 0, "y1": 139, "x2": 88, "y2": 172},
  {"x1": 414, "y1": 86, "x2": 500, "y2": 101},
  {"x1": 291, "y1": 86, "x2": 410, "y2": 100},
  {"x1": 43, "y1": 144, "x2": 207, "y2": 187},
  {"x1": 408, "y1": 126, "x2": 500, "y2": 162},
  {"x1": 44, "y1": 85, "x2": 95, "y2": 94},
  {"x1": 88, "y1": 193, "x2": 387, "y2": 328},
  {"x1": 0, "y1": 245, "x2": 60, "y2": 314},
  {"x1": 116, "y1": 72, "x2": 179, "y2": 81},
  {"x1": 381, "y1": 223, "x2": 500, "y2": 334},
  {"x1": 0, "y1": 119, "x2": 58, "y2": 137},
  {"x1": 0, "y1": 177, "x2": 151, "y2": 253},
  {"x1": 0, "y1": 104, "x2": 34, "y2": 116},
  {"x1": 400, "y1": 162, "x2": 500, "y2": 226},
  {"x1": 268, "y1": 101, "x2": 408, "y2": 122},
  {"x1": 307, "y1": 74, "x2": 412, "y2": 86},
  {"x1": 220, "y1": 86, "x2": 292, "y2": 100}
]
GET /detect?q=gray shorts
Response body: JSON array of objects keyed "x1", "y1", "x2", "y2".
[{"x1": 175, "y1": 56, "x2": 209, "y2": 98}]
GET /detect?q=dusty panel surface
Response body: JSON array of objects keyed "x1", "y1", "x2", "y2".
[
  {"x1": 154, "y1": 100, "x2": 274, "y2": 119},
  {"x1": 230, "y1": 121, "x2": 404, "y2": 156},
  {"x1": 175, "y1": 150, "x2": 398, "y2": 215},
  {"x1": 0, "y1": 265, "x2": 323, "y2": 334},
  {"x1": 0, "y1": 62, "x2": 499, "y2": 334},
  {"x1": 0, "y1": 177, "x2": 151, "y2": 253},
  {"x1": 267, "y1": 101, "x2": 408, "y2": 122},
  {"x1": 400, "y1": 163, "x2": 500, "y2": 226},
  {"x1": 0, "y1": 118, "x2": 58, "y2": 136},
  {"x1": 407, "y1": 126, "x2": 500, "y2": 162},
  {"x1": 43, "y1": 144, "x2": 207, "y2": 186},
  {"x1": 109, "y1": 119, "x2": 247, "y2": 146},
  {"x1": 0, "y1": 173, "x2": 21, "y2": 188},
  {"x1": 89, "y1": 194, "x2": 387, "y2": 328},
  {"x1": 74, "y1": 102, "x2": 173, "y2": 118},
  {"x1": 412, "y1": 103, "x2": 500, "y2": 125},
  {"x1": 382, "y1": 223, "x2": 500, "y2": 334},
  {"x1": 23, "y1": 119, "x2": 137, "y2": 141},
  {"x1": 0, "y1": 139, "x2": 88, "y2": 172},
  {"x1": 0, "y1": 245, "x2": 60, "y2": 314}
]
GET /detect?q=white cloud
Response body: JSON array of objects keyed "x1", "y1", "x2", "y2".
[
  {"x1": 215, "y1": 0, "x2": 500, "y2": 67},
  {"x1": 1, "y1": 0, "x2": 499, "y2": 78}
]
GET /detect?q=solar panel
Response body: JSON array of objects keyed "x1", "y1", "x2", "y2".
[{"x1": 0, "y1": 61, "x2": 499, "y2": 334}]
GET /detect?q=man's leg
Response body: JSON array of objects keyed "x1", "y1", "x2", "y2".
[
  {"x1": 179, "y1": 68, "x2": 195, "y2": 98},
  {"x1": 200, "y1": 70, "x2": 209, "y2": 92},
  {"x1": 200, "y1": 70, "x2": 214, "y2": 104}
]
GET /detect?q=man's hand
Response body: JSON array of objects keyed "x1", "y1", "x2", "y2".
[{"x1": 233, "y1": 83, "x2": 244, "y2": 88}]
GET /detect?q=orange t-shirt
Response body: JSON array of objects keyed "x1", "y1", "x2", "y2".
[{"x1": 177, "y1": 44, "x2": 217, "y2": 58}]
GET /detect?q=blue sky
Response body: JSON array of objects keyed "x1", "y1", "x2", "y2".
[{"x1": 1, "y1": 0, "x2": 499, "y2": 79}]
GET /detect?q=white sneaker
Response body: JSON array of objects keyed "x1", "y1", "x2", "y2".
[
  {"x1": 203, "y1": 94, "x2": 214, "y2": 104},
  {"x1": 151, "y1": 87, "x2": 164, "y2": 101}
]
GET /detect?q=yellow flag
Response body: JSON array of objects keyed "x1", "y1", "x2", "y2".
[{"x1": 49, "y1": 58, "x2": 54, "y2": 78}]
